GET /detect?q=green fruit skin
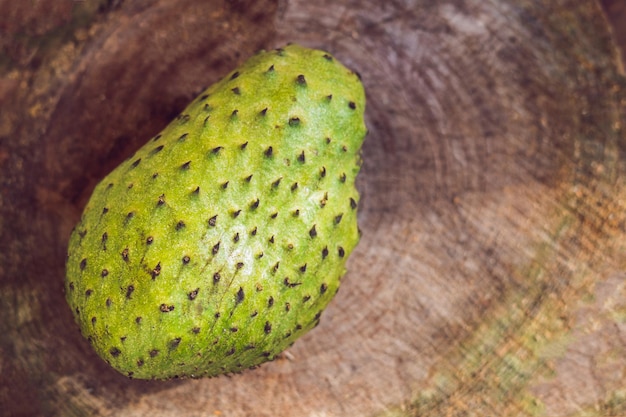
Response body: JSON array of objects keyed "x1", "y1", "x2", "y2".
[{"x1": 65, "y1": 44, "x2": 366, "y2": 379}]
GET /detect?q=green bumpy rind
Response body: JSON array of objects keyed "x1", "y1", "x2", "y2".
[{"x1": 65, "y1": 44, "x2": 366, "y2": 379}]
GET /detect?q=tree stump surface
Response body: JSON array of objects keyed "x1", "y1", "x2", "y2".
[{"x1": 1, "y1": 1, "x2": 626, "y2": 416}]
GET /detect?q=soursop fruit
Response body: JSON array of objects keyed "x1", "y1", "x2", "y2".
[{"x1": 65, "y1": 44, "x2": 366, "y2": 379}]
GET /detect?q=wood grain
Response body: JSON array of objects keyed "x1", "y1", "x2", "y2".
[{"x1": 1, "y1": 0, "x2": 625, "y2": 416}]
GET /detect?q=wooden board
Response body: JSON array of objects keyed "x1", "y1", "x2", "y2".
[{"x1": 1, "y1": 0, "x2": 625, "y2": 415}]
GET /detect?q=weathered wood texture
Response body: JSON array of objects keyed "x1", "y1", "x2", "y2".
[
  {"x1": 1, "y1": 1, "x2": 625, "y2": 416},
  {"x1": 602, "y1": 0, "x2": 626, "y2": 69}
]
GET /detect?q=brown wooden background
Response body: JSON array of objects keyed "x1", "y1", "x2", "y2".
[{"x1": 2, "y1": 1, "x2": 626, "y2": 416}]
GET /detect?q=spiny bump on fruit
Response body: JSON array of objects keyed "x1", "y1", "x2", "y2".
[{"x1": 65, "y1": 44, "x2": 366, "y2": 380}]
